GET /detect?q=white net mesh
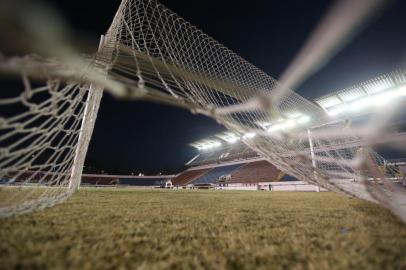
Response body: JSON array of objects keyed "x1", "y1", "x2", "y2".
[
  {"x1": 0, "y1": 78, "x2": 93, "y2": 217},
  {"x1": 0, "y1": 0, "x2": 405, "y2": 221},
  {"x1": 102, "y1": 0, "x2": 406, "y2": 221},
  {"x1": 0, "y1": 42, "x2": 110, "y2": 217}
]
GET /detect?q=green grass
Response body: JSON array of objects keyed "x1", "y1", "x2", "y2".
[{"x1": 1, "y1": 189, "x2": 406, "y2": 270}]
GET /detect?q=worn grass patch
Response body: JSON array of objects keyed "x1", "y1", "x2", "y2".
[{"x1": 1, "y1": 189, "x2": 406, "y2": 269}]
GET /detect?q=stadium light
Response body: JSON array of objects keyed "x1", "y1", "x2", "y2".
[
  {"x1": 371, "y1": 90, "x2": 398, "y2": 106},
  {"x1": 318, "y1": 95, "x2": 342, "y2": 109},
  {"x1": 349, "y1": 98, "x2": 371, "y2": 112},
  {"x1": 327, "y1": 105, "x2": 347, "y2": 116},
  {"x1": 197, "y1": 140, "x2": 223, "y2": 151},
  {"x1": 256, "y1": 121, "x2": 272, "y2": 129},
  {"x1": 267, "y1": 124, "x2": 281, "y2": 132},
  {"x1": 364, "y1": 79, "x2": 391, "y2": 94},
  {"x1": 338, "y1": 90, "x2": 366, "y2": 102},
  {"x1": 243, "y1": 132, "x2": 256, "y2": 139},
  {"x1": 296, "y1": 115, "x2": 311, "y2": 124},
  {"x1": 322, "y1": 79, "x2": 406, "y2": 118},
  {"x1": 216, "y1": 131, "x2": 240, "y2": 144},
  {"x1": 286, "y1": 112, "x2": 302, "y2": 118},
  {"x1": 284, "y1": 119, "x2": 296, "y2": 129},
  {"x1": 327, "y1": 84, "x2": 406, "y2": 118},
  {"x1": 213, "y1": 141, "x2": 222, "y2": 147},
  {"x1": 226, "y1": 137, "x2": 239, "y2": 144},
  {"x1": 221, "y1": 135, "x2": 239, "y2": 144},
  {"x1": 397, "y1": 85, "x2": 406, "y2": 95},
  {"x1": 267, "y1": 114, "x2": 311, "y2": 133},
  {"x1": 192, "y1": 82, "x2": 406, "y2": 150}
]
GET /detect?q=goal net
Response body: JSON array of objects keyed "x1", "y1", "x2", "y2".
[{"x1": 0, "y1": 0, "x2": 405, "y2": 221}]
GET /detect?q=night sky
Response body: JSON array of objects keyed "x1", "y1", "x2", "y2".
[{"x1": 43, "y1": 0, "x2": 406, "y2": 175}]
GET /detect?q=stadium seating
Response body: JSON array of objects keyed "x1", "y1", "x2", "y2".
[
  {"x1": 118, "y1": 178, "x2": 166, "y2": 186},
  {"x1": 81, "y1": 176, "x2": 118, "y2": 185},
  {"x1": 191, "y1": 163, "x2": 242, "y2": 185},
  {"x1": 0, "y1": 179, "x2": 9, "y2": 184},
  {"x1": 228, "y1": 160, "x2": 283, "y2": 183},
  {"x1": 6, "y1": 171, "x2": 74, "y2": 185},
  {"x1": 280, "y1": 174, "x2": 298, "y2": 182},
  {"x1": 171, "y1": 168, "x2": 212, "y2": 186}
]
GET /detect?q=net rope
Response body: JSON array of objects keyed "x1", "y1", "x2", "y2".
[
  {"x1": 0, "y1": 0, "x2": 405, "y2": 221},
  {"x1": 0, "y1": 43, "x2": 109, "y2": 217},
  {"x1": 103, "y1": 0, "x2": 406, "y2": 221}
]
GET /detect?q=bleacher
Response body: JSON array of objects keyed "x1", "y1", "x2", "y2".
[
  {"x1": 280, "y1": 174, "x2": 298, "y2": 182},
  {"x1": 81, "y1": 174, "x2": 170, "y2": 187},
  {"x1": 228, "y1": 160, "x2": 283, "y2": 183},
  {"x1": 171, "y1": 167, "x2": 212, "y2": 186},
  {"x1": 118, "y1": 178, "x2": 166, "y2": 186},
  {"x1": 81, "y1": 175, "x2": 119, "y2": 185},
  {"x1": 191, "y1": 163, "x2": 242, "y2": 185}
]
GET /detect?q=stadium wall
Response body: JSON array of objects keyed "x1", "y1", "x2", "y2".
[{"x1": 216, "y1": 181, "x2": 327, "y2": 192}]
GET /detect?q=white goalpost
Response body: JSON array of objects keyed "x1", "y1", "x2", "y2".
[{"x1": 68, "y1": 35, "x2": 105, "y2": 192}]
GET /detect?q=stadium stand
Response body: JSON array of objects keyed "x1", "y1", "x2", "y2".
[
  {"x1": 81, "y1": 175, "x2": 118, "y2": 186},
  {"x1": 2, "y1": 171, "x2": 74, "y2": 185},
  {"x1": 191, "y1": 163, "x2": 242, "y2": 185},
  {"x1": 118, "y1": 178, "x2": 166, "y2": 186},
  {"x1": 80, "y1": 174, "x2": 173, "y2": 187},
  {"x1": 228, "y1": 160, "x2": 283, "y2": 183},
  {"x1": 0, "y1": 179, "x2": 9, "y2": 184},
  {"x1": 171, "y1": 167, "x2": 212, "y2": 186},
  {"x1": 280, "y1": 174, "x2": 298, "y2": 182}
]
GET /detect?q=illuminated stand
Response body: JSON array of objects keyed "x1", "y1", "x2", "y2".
[{"x1": 190, "y1": 74, "x2": 406, "y2": 193}]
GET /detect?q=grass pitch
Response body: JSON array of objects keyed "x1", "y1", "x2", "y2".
[{"x1": 1, "y1": 189, "x2": 406, "y2": 269}]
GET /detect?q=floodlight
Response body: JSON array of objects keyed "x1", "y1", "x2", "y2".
[
  {"x1": 316, "y1": 95, "x2": 342, "y2": 109},
  {"x1": 397, "y1": 85, "x2": 406, "y2": 96},
  {"x1": 213, "y1": 141, "x2": 222, "y2": 147},
  {"x1": 216, "y1": 131, "x2": 240, "y2": 144},
  {"x1": 220, "y1": 132, "x2": 239, "y2": 144},
  {"x1": 270, "y1": 120, "x2": 295, "y2": 131},
  {"x1": 327, "y1": 86, "x2": 405, "y2": 117},
  {"x1": 267, "y1": 124, "x2": 281, "y2": 132},
  {"x1": 243, "y1": 132, "x2": 256, "y2": 139},
  {"x1": 363, "y1": 79, "x2": 393, "y2": 94},
  {"x1": 327, "y1": 105, "x2": 348, "y2": 116},
  {"x1": 284, "y1": 119, "x2": 296, "y2": 129},
  {"x1": 197, "y1": 140, "x2": 222, "y2": 151},
  {"x1": 287, "y1": 112, "x2": 302, "y2": 118},
  {"x1": 296, "y1": 115, "x2": 311, "y2": 124},
  {"x1": 256, "y1": 121, "x2": 272, "y2": 129},
  {"x1": 349, "y1": 98, "x2": 371, "y2": 112},
  {"x1": 338, "y1": 88, "x2": 366, "y2": 102},
  {"x1": 226, "y1": 137, "x2": 238, "y2": 144},
  {"x1": 371, "y1": 90, "x2": 398, "y2": 106}
]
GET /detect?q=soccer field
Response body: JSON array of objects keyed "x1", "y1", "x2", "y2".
[{"x1": 1, "y1": 189, "x2": 405, "y2": 269}]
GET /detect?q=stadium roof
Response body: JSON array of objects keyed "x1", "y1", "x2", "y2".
[
  {"x1": 315, "y1": 69, "x2": 406, "y2": 117},
  {"x1": 191, "y1": 69, "x2": 406, "y2": 151}
]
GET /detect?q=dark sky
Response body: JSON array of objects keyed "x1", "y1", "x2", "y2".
[{"x1": 44, "y1": 0, "x2": 406, "y2": 174}]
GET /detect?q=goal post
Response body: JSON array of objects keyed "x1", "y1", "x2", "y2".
[
  {"x1": 0, "y1": 35, "x2": 107, "y2": 217},
  {"x1": 68, "y1": 35, "x2": 105, "y2": 192}
]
